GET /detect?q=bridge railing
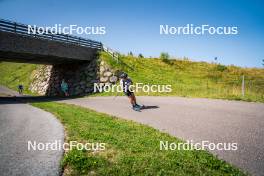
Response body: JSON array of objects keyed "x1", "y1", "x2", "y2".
[
  {"x1": 102, "y1": 45, "x2": 120, "y2": 61},
  {"x1": 0, "y1": 19, "x2": 102, "y2": 50}
]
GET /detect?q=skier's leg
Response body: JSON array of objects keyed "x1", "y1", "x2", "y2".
[
  {"x1": 131, "y1": 93, "x2": 142, "y2": 108},
  {"x1": 132, "y1": 94, "x2": 137, "y2": 104},
  {"x1": 131, "y1": 93, "x2": 143, "y2": 110},
  {"x1": 128, "y1": 95, "x2": 136, "y2": 106},
  {"x1": 126, "y1": 92, "x2": 140, "y2": 111}
]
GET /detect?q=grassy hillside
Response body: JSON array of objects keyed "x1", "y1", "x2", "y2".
[
  {"x1": 0, "y1": 53, "x2": 263, "y2": 102},
  {"x1": 32, "y1": 102, "x2": 245, "y2": 175},
  {"x1": 100, "y1": 52, "x2": 264, "y2": 102},
  {"x1": 0, "y1": 62, "x2": 37, "y2": 94}
]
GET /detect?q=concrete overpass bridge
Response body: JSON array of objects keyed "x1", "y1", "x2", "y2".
[
  {"x1": 0, "y1": 19, "x2": 118, "y2": 96},
  {"x1": 0, "y1": 19, "x2": 103, "y2": 64}
]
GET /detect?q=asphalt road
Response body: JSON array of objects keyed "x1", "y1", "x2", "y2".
[
  {"x1": 1, "y1": 85, "x2": 263, "y2": 175},
  {"x1": 0, "y1": 86, "x2": 64, "y2": 176},
  {"x1": 61, "y1": 96, "x2": 264, "y2": 176}
]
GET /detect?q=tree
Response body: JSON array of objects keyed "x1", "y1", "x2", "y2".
[
  {"x1": 138, "y1": 53, "x2": 144, "y2": 58},
  {"x1": 262, "y1": 59, "x2": 264, "y2": 67},
  {"x1": 128, "y1": 51, "x2": 133, "y2": 56},
  {"x1": 160, "y1": 52, "x2": 170, "y2": 64}
]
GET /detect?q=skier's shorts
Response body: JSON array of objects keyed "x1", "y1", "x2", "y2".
[{"x1": 124, "y1": 90, "x2": 134, "y2": 97}]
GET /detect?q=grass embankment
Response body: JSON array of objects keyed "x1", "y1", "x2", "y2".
[
  {"x1": 1, "y1": 54, "x2": 263, "y2": 102},
  {"x1": 100, "y1": 52, "x2": 264, "y2": 102},
  {"x1": 0, "y1": 62, "x2": 37, "y2": 94},
  {"x1": 32, "y1": 102, "x2": 245, "y2": 175}
]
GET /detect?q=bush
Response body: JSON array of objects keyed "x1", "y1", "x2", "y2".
[
  {"x1": 216, "y1": 64, "x2": 227, "y2": 72},
  {"x1": 138, "y1": 53, "x2": 144, "y2": 58},
  {"x1": 160, "y1": 52, "x2": 170, "y2": 64}
]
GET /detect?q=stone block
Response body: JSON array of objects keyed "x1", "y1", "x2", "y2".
[{"x1": 104, "y1": 71, "x2": 112, "y2": 77}]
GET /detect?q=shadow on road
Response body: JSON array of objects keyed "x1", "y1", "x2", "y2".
[
  {"x1": 141, "y1": 105, "x2": 159, "y2": 110},
  {"x1": 0, "y1": 95, "x2": 86, "y2": 104}
]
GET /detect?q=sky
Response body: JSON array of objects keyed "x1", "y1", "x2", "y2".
[{"x1": 0, "y1": 0, "x2": 263, "y2": 67}]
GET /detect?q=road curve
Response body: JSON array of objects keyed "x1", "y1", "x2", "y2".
[
  {"x1": 61, "y1": 96, "x2": 264, "y2": 176},
  {"x1": 0, "y1": 89, "x2": 64, "y2": 176}
]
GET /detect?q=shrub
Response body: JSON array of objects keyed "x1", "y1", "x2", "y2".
[
  {"x1": 160, "y1": 52, "x2": 170, "y2": 64},
  {"x1": 138, "y1": 53, "x2": 144, "y2": 58},
  {"x1": 216, "y1": 64, "x2": 227, "y2": 72}
]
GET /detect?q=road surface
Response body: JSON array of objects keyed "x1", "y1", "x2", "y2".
[
  {"x1": 61, "y1": 96, "x2": 264, "y2": 176},
  {"x1": 0, "y1": 86, "x2": 64, "y2": 176},
  {"x1": 1, "y1": 85, "x2": 264, "y2": 175}
]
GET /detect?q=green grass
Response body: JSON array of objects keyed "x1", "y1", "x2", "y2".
[
  {"x1": 32, "y1": 102, "x2": 245, "y2": 176},
  {"x1": 0, "y1": 62, "x2": 37, "y2": 94},
  {"x1": 100, "y1": 52, "x2": 264, "y2": 102},
  {"x1": 1, "y1": 54, "x2": 263, "y2": 102}
]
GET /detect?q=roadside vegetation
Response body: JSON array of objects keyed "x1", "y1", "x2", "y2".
[
  {"x1": 0, "y1": 51, "x2": 263, "y2": 102},
  {"x1": 32, "y1": 102, "x2": 245, "y2": 175},
  {"x1": 100, "y1": 52, "x2": 264, "y2": 102},
  {"x1": 0, "y1": 62, "x2": 37, "y2": 95}
]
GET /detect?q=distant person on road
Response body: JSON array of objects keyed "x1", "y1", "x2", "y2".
[
  {"x1": 18, "y1": 84, "x2": 23, "y2": 95},
  {"x1": 119, "y1": 72, "x2": 143, "y2": 111},
  {"x1": 61, "y1": 79, "x2": 69, "y2": 96}
]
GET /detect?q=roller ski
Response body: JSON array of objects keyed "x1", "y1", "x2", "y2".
[
  {"x1": 132, "y1": 104, "x2": 145, "y2": 112},
  {"x1": 136, "y1": 104, "x2": 145, "y2": 109},
  {"x1": 132, "y1": 105, "x2": 141, "y2": 112}
]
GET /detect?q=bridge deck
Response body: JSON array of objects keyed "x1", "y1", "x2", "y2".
[{"x1": 0, "y1": 19, "x2": 102, "y2": 64}]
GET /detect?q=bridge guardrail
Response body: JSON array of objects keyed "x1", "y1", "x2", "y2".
[
  {"x1": 0, "y1": 19, "x2": 102, "y2": 50},
  {"x1": 102, "y1": 45, "x2": 120, "y2": 62}
]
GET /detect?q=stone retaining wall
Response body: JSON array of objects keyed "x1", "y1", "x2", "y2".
[{"x1": 30, "y1": 59, "x2": 118, "y2": 96}]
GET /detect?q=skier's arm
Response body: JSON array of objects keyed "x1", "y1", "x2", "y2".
[{"x1": 127, "y1": 78, "x2": 133, "y2": 85}]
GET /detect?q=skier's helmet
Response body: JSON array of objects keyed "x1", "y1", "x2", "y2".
[{"x1": 120, "y1": 72, "x2": 128, "y2": 79}]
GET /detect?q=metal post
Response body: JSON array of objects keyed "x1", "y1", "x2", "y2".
[{"x1": 242, "y1": 75, "x2": 245, "y2": 97}]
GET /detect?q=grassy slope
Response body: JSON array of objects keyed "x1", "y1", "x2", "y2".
[
  {"x1": 32, "y1": 102, "x2": 245, "y2": 175},
  {"x1": 100, "y1": 52, "x2": 264, "y2": 102},
  {"x1": 0, "y1": 54, "x2": 263, "y2": 102},
  {"x1": 0, "y1": 62, "x2": 37, "y2": 94}
]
